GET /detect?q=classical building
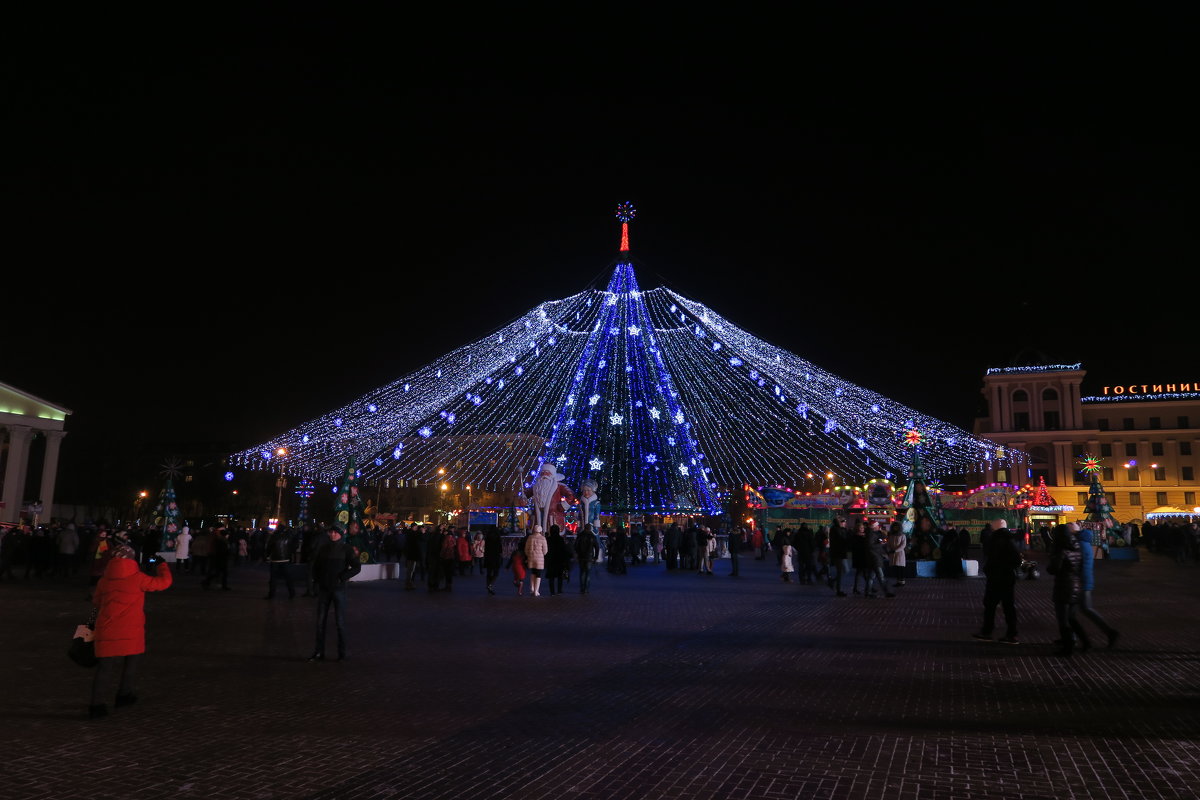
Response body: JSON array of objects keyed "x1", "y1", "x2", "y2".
[
  {"x1": 0, "y1": 381, "x2": 71, "y2": 525},
  {"x1": 973, "y1": 364, "x2": 1200, "y2": 526}
]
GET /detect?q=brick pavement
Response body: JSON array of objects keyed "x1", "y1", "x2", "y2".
[{"x1": 1, "y1": 548, "x2": 1198, "y2": 800}]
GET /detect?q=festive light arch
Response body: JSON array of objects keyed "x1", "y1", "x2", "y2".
[{"x1": 230, "y1": 204, "x2": 1017, "y2": 513}]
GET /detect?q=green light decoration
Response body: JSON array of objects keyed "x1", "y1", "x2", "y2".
[
  {"x1": 1078, "y1": 454, "x2": 1103, "y2": 474},
  {"x1": 1078, "y1": 454, "x2": 1118, "y2": 542}
]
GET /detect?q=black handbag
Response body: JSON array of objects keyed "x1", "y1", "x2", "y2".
[{"x1": 68, "y1": 607, "x2": 99, "y2": 668}]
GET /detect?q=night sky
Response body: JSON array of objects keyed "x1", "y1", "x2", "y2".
[{"x1": 6, "y1": 8, "x2": 1195, "y2": 503}]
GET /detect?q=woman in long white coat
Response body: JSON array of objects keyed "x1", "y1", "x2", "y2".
[{"x1": 888, "y1": 523, "x2": 907, "y2": 588}]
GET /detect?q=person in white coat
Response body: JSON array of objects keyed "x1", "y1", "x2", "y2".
[
  {"x1": 888, "y1": 522, "x2": 907, "y2": 588},
  {"x1": 524, "y1": 525, "x2": 548, "y2": 597},
  {"x1": 174, "y1": 524, "x2": 193, "y2": 573}
]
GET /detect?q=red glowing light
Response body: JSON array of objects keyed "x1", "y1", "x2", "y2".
[{"x1": 620, "y1": 222, "x2": 629, "y2": 252}]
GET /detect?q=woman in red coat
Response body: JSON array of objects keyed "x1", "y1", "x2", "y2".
[{"x1": 88, "y1": 543, "x2": 173, "y2": 719}]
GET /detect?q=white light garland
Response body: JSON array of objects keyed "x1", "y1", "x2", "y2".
[{"x1": 230, "y1": 261, "x2": 1015, "y2": 512}]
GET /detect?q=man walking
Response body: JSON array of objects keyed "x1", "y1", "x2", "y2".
[
  {"x1": 973, "y1": 518, "x2": 1021, "y2": 644},
  {"x1": 308, "y1": 525, "x2": 362, "y2": 662}
]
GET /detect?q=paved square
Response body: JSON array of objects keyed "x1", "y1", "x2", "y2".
[{"x1": 2, "y1": 548, "x2": 1197, "y2": 799}]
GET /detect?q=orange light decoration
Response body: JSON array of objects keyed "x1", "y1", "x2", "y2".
[
  {"x1": 903, "y1": 428, "x2": 923, "y2": 447},
  {"x1": 615, "y1": 202, "x2": 636, "y2": 251}
]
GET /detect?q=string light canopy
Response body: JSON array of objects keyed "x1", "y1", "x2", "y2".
[{"x1": 229, "y1": 203, "x2": 1018, "y2": 514}]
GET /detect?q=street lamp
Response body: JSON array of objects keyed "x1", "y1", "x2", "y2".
[
  {"x1": 466, "y1": 484, "x2": 472, "y2": 531},
  {"x1": 273, "y1": 447, "x2": 288, "y2": 526},
  {"x1": 1122, "y1": 461, "x2": 1158, "y2": 508}
]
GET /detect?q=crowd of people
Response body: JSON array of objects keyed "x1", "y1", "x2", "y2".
[{"x1": 6, "y1": 509, "x2": 1196, "y2": 719}]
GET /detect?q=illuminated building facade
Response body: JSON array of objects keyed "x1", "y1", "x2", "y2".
[{"x1": 973, "y1": 364, "x2": 1200, "y2": 524}]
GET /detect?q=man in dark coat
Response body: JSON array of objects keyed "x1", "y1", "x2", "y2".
[
  {"x1": 573, "y1": 524, "x2": 600, "y2": 594},
  {"x1": 663, "y1": 523, "x2": 681, "y2": 570},
  {"x1": 972, "y1": 518, "x2": 1021, "y2": 644},
  {"x1": 828, "y1": 519, "x2": 849, "y2": 596},
  {"x1": 263, "y1": 526, "x2": 296, "y2": 599},
  {"x1": 201, "y1": 526, "x2": 231, "y2": 590},
  {"x1": 308, "y1": 525, "x2": 362, "y2": 661},
  {"x1": 483, "y1": 525, "x2": 504, "y2": 595},
  {"x1": 403, "y1": 523, "x2": 424, "y2": 590}
]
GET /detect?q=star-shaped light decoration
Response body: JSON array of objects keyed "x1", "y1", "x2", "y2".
[
  {"x1": 646, "y1": 454, "x2": 658, "y2": 464},
  {"x1": 609, "y1": 413, "x2": 624, "y2": 425},
  {"x1": 649, "y1": 407, "x2": 661, "y2": 420},
  {"x1": 159, "y1": 456, "x2": 185, "y2": 481},
  {"x1": 678, "y1": 464, "x2": 690, "y2": 476},
  {"x1": 588, "y1": 394, "x2": 601, "y2": 406},
  {"x1": 1078, "y1": 454, "x2": 1103, "y2": 474},
  {"x1": 628, "y1": 325, "x2": 640, "y2": 336},
  {"x1": 589, "y1": 457, "x2": 604, "y2": 471},
  {"x1": 903, "y1": 428, "x2": 923, "y2": 447}
]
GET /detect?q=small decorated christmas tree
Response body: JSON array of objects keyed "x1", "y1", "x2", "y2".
[
  {"x1": 1078, "y1": 454, "x2": 1118, "y2": 549},
  {"x1": 153, "y1": 478, "x2": 181, "y2": 550},
  {"x1": 334, "y1": 456, "x2": 372, "y2": 563},
  {"x1": 900, "y1": 429, "x2": 942, "y2": 541}
]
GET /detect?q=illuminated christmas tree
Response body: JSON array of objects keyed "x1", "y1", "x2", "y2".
[
  {"x1": 153, "y1": 458, "x2": 184, "y2": 549},
  {"x1": 333, "y1": 456, "x2": 372, "y2": 563},
  {"x1": 231, "y1": 205, "x2": 1014, "y2": 514},
  {"x1": 1078, "y1": 454, "x2": 1117, "y2": 546},
  {"x1": 900, "y1": 429, "x2": 944, "y2": 548},
  {"x1": 295, "y1": 478, "x2": 316, "y2": 525},
  {"x1": 152, "y1": 478, "x2": 181, "y2": 550}
]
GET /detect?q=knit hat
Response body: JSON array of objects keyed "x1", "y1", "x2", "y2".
[{"x1": 111, "y1": 543, "x2": 136, "y2": 560}]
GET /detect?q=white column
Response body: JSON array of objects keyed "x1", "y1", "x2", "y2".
[
  {"x1": 2, "y1": 425, "x2": 35, "y2": 524},
  {"x1": 39, "y1": 430, "x2": 66, "y2": 523}
]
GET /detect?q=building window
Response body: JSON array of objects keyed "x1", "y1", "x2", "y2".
[
  {"x1": 1098, "y1": 418, "x2": 1109, "y2": 431},
  {"x1": 1126, "y1": 443, "x2": 1138, "y2": 457},
  {"x1": 1123, "y1": 418, "x2": 1135, "y2": 430},
  {"x1": 1044, "y1": 410, "x2": 1061, "y2": 429},
  {"x1": 996, "y1": 469, "x2": 1008, "y2": 482},
  {"x1": 1183, "y1": 467, "x2": 1195, "y2": 482},
  {"x1": 1154, "y1": 467, "x2": 1166, "y2": 481},
  {"x1": 1101, "y1": 444, "x2": 1113, "y2": 457},
  {"x1": 1186, "y1": 491, "x2": 1196, "y2": 505},
  {"x1": 1012, "y1": 389, "x2": 1028, "y2": 402},
  {"x1": 1157, "y1": 492, "x2": 1168, "y2": 506},
  {"x1": 1042, "y1": 387, "x2": 1058, "y2": 401},
  {"x1": 1181, "y1": 442, "x2": 1193, "y2": 456},
  {"x1": 1013, "y1": 412, "x2": 1030, "y2": 431},
  {"x1": 1130, "y1": 491, "x2": 1141, "y2": 506},
  {"x1": 1126, "y1": 466, "x2": 1140, "y2": 482},
  {"x1": 1152, "y1": 442, "x2": 1164, "y2": 456},
  {"x1": 1102, "y1": 467, "x2": 1114, "y2": 481},
  {"x1": 1150, "y1": 417, "x2": 1162, "y2": 429},
  {"x1": 1179, "y1": 416, "x2": 1190, "y2": 429}
]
